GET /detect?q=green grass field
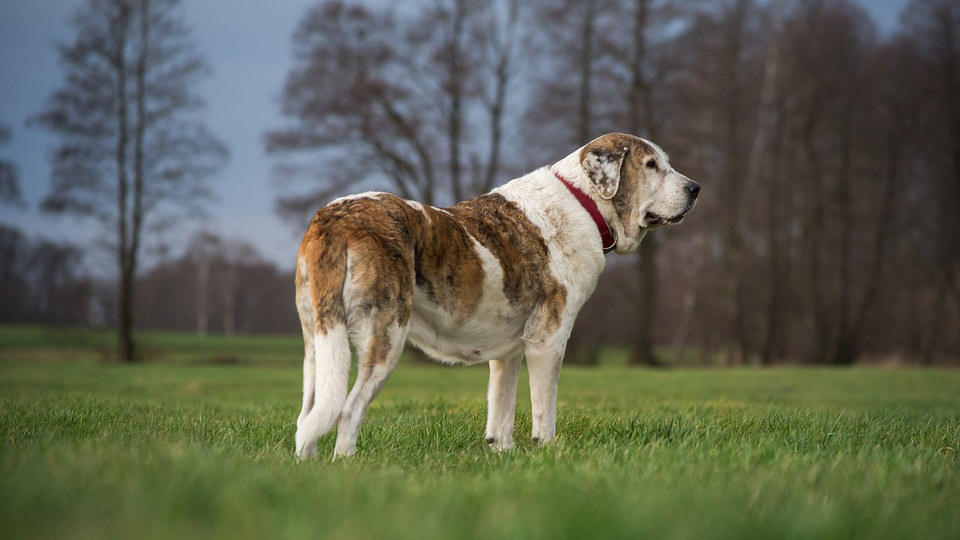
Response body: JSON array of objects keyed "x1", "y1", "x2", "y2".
[{"x1": 1, "y1": 326, "x2": 959, "y2": 539}]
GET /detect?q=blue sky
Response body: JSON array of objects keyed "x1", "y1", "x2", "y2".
[{"x1": 0, "y1": 0, "x2": 910, "y2": 271}]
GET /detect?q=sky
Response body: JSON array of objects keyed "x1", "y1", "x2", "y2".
[{"x1": 0, "y1": 0, "x2": 911, "y2": 272}]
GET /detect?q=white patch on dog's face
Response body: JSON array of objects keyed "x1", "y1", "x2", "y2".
[{"x1": 635, "y1": 142, "x2": 698, "y2": 229}]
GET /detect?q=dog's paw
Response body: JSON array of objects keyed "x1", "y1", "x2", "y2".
[
  {"x1": 485, "y1": 436, "x2": 513, "y2": 452},
  {"x1": 295, "y1": 447, "x2": 318, "y2": 461},
  {"x1": 531, "y1": 436, "x2": 556, "y2": 446},
  {"x1": 332, "y1": 447, "x2": 357, "y2": 460},
  {"x1": 295, "y1": 433, "x2": 319, "y2": 460}
]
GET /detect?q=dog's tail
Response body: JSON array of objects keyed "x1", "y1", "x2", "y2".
[{"x1": 295, "y1": 235, "x2": 352, "y2": 459}]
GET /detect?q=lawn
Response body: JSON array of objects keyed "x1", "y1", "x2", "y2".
[{"x1": 1, "y1": 327, "x2": 958, "y2": 539}]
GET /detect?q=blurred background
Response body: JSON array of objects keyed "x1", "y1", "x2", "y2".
[{"x1": 0, "y1": 0, "x2": 957, "y2": 366}]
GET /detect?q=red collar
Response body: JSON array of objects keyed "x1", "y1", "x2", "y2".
[{"x1": 553, "y1": 171, "x2": 617, "y2": 254}]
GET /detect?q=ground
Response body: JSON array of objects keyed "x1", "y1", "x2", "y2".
[{"x1": 1, "y1": 326, "x2": 958, "y2": 539}]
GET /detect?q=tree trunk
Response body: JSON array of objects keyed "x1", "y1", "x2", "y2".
[
  {"x1": 196, "y1": 254, "x2": 208, "y2": 336},
  {"x1": 222, "y1": 264, "x2": 236, "y2": 336},
  {"x1": 840, "y1": 99, "x2": 907, "y2": 365},
  {"x1": 626, "y1": 0, "x2": 662, "y2": 367},
  {"x1": 448, "y1": 0, "x2": 466, "y2": 202},
  {"x1": 799, "y1": 108, "x2": 829, "y2": 363},
  {"x1": 760, "y1": 162, "x2": 783, "y2": 366},
  {"x1": 630, "y1": 235, "x2": 661, "y2": 366},
  {"x1": 563, "y1": 0, "x2": 600, "y2": 366},
  {"x1": 114, "y1": 5, "x2": 136, "y2": 363},
  {"x1": 721, "y1": 0, "x2": 750, "y2": 364},
  {"x1": 576, "y1": 0, "x2": 595, "y2": 143},
  {"x1": 478, "y1": 0, "x2": 517, "y2": 194},
  {"x1": 119, "y1": 264, "x2": 136, "y2": 362},
  {"x1": 921, "y1": 279, "x2": 948, "y2": 366},
  {"x1": 832, "y1": 101, "x2": 856, "y2": 365}
]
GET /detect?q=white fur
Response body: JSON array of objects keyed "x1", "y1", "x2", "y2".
[
  {"x1": 485, "y1": 352, "x2": 522, "y2": 450},
  {"x1": 295, "y1": 324, "x2": 352, "y2": 459},
  {"x1": 330, "y1": 191, "x2": 384, "y2": 204}
]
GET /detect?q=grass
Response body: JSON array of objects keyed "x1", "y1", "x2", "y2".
[{"x1": 1, "y1": 326, "x2": 959, "y2": 539}]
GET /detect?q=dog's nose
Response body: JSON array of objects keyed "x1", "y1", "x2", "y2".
[{"x1": 685, "y1": 181, "x2": 700, "y2": 198}]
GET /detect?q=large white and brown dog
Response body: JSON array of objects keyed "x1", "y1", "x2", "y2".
[{"x1": 294, "y1": 132, "x2": 699, "y2": 459}]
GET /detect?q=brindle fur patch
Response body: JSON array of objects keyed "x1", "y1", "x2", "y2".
[
  {"x1": 448, "y1": 194, "x2": 567, "y2": 336},
  {"x1": 414, "y1": 205, "x2": 485, "y2": 323}
]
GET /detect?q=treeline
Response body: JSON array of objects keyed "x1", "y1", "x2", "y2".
[
  {"x1": 0, "y1": 225, "x2": 297, "y2": 336},
  {"x1": 268, "y1": 0, "x2": 960, "y2": 365},
  {"x1": 135, "y1": 234, "x2": 297, "y2": 335},
  {"x1": 0, "y1": 226, "x2": 90, "y2": 326}
]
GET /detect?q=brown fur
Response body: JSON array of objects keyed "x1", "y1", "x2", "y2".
[{"x1": 414, "y1": 204, "x2": 485, "y2": 323}]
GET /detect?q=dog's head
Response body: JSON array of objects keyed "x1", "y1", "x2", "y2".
[{"x1": 578, "y1": 133, "x2": 699, "y2": 253}]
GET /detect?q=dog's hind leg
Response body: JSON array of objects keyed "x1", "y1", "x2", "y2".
[
  {"x1": 296, "y1": 325, "x2": 315, "y2": 432},
  {"x1": 295, "y1": 256, "x2": 317, "y2": 433},
  {"x1": 334, "y1": 321, "x2": 408, "y2": 458},
  {"x1": 295, "y1": 275, "x2": 317, "y2": 431},
  {"x1": 294, "y1": 235, "x2": 353, "y2": 459},
  {"x1": 485, "y1": 352, "x2": 522, "y2": 451},
  {"x1": 295, "y1": 323, "x2": 352, "y2": 459}
]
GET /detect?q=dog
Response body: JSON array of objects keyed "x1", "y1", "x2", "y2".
[{"x1": 293, "y1": 132, "x2": 699, "y2": 459}]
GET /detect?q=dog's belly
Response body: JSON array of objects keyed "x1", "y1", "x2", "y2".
[{"x1": 406, "y1": 288, "x2": 526, "y2": 365}]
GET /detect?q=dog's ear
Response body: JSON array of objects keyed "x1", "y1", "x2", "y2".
[{"x1": 580, "y1": 144, "x2": 628, "y2": 200}]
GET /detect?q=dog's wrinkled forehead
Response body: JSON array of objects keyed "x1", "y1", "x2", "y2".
[{"x1": 580, "y1": 133, "x2": 667, "y2": 167}]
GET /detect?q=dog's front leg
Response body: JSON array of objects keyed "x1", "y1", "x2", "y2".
[
  {"x1": 485, "y1": 353, "x2": 522, "y2": 451},
  {"x1": 525, "y1": 341, "x2": 564, "y2": 444}
]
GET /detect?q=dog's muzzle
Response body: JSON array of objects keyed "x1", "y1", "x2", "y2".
[{"x1": 646, "y1": 181, "x2": 700, "y2": 226}]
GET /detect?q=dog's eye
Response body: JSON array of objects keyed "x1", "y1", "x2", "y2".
[{"x1": 646, "y1": 159, "x2": 657, "y2": 169}]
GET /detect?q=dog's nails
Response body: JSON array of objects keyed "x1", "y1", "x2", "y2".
[
  {"x1": 532, "y1": 437, "x2": 541, "y2": 444},
  {"x1": 485, "y1": 437, "x2": 496, "y2": 445}
]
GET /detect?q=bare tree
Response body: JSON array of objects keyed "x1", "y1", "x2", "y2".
[
  {"x1": 34, "y1": 0, "x2": 227, "y2": 362},
  {"x1": 900, "y1": 0, "x2": 960, "y2": 363},
  {"x1": 739, "y1": 0, "x2": 788, "y2": 366},
  {"x1": 521, "y1": 0, "x2": 622, "y2": 365},
  {"x1": 185, "y1": 232, "x2": 219, "y2": 336},
  {"x1": 269, "y1": 0, "x2": 527, "y2": 228},
  {"x1": 476, "y1": 0, "x2": 523, "y2": 193},
  {"x1": 667, "y1": 0, "x2": 766, "y2": 364},
  {"x1": 603, "y1": 0, "x2": 681, "y2": 366},
  {"x1": 523, "y1": 0, "x2": 621, "y2": 156}
]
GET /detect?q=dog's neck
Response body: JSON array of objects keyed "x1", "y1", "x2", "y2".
[
  {"x1": 551, "y1": 170, "x2": 617, "y2": 254},
  {"x1": 550, "y1": 153, "x2": 623, "y2": 254}
]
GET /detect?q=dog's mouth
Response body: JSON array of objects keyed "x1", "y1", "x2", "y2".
[{"x1": 644, "y1": 209, "x2": 688, "y2": 227}]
